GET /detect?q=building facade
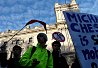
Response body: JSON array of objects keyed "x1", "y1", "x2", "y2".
[{"x1": 0, "y1": 0, "x2": 79, "y2": 59}]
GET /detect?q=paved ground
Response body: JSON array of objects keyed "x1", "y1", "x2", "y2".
[{"x1": 0, "y1": 65, "x2": 71, "y2": 68}]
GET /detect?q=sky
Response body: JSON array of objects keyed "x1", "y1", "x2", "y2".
[{"x1": 0, "y1": 0, "x2": 98, "y2": 32}]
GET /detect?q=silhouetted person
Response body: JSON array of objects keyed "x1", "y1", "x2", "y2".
[
  {"x1": 71, "y1": 55, "x2": 81, "y2": 68},
  {"x1": 0, "y1": 42, "x2": 7, "y2": 68},
  {"x1": 7, "y1": 45, "x2": 22, "y2": 68},
  {"x1": 19, "y1": 33, "x2": 53, "y2": 68},
  {"x1": 52, "y1": 41, "x2": 69, "y2": 68}
]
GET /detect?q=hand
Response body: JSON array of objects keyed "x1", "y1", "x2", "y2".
[{"x1": 32, "y1": 59, "x2": 40, "y2": 67}]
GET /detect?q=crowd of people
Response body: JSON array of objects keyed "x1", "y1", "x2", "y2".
[{"x1": 0, "y1": 33, "x2": 81, "y2": 68}]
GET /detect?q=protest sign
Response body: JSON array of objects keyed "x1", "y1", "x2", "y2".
[
  {"x1": 63, "y1": 11, "x2": 98, "y2": 68},
  {"x1": 52, "y1": 32, "x2": 65, "y2": 42}
]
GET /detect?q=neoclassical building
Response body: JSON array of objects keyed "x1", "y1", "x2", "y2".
[{"x1": 0, "y1": 0, "x2": 79, "y2": 58}]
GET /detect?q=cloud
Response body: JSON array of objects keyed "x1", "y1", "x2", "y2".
[
  {"x1": 77, "y1": 0, "x2": 98, "y2": 15},
  {"x1": 88, "y1": 0, "x2": 98, "y2": 15},
  {"x1": 0, "y1": 6, "x2": 10, "y2": 15},
  {"x1": 5, "y1": 0, "x2": 17, "y2": 6},
  {"x1": 10, "y1": 5, "x2": 27, "y2": 14},
  {"x1": 2, "y1": 0, "x2": 98, "y2": 32},
  {"x1": 0, "y1": 0, "x2": 6, "y2": 6}
]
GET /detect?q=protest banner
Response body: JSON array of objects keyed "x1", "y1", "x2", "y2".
[
  {"x1": 52, "y1": 32, "x2": 65, "y2": 42},
  {"x1": 63, "y1": 11, "x2": 98, "y2": 68}
]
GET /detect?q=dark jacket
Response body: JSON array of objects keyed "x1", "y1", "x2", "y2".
[
  {"x1": 71, "y1": 58, "x2": 81, "y2": 68},
  {"x1": 52, "y1": 51, "x2": 69, "y2": 68},
  {"x1": 0, "y1": 51, "x2": 7, "y2": 67},
  {"x1": 8, "y1": 58, "x2": 20, "y2": 68}
]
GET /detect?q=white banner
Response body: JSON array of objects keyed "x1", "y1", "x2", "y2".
[{"x1": 63, "y1": 11, "x2": 98, "y2": 68}]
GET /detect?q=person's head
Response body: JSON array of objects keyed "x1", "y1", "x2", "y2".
[
  {"x1": 12, "y1": 45, "x2": 22, "y2": 57},
  {"x1": 37, "y1": 33, "x2": 48, "y2": 45},
  {"x1": 52, "y1": 41, "x2": 61, "y2": 51}
]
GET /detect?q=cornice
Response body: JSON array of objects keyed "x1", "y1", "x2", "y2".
[{"x1": 0, "y1": 24, "x2": 57, "y2": 38}]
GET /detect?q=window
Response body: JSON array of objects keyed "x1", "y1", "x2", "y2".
[
  {"x1": 16, "y1": 39, "x2": 20, "y2": 45},
  {"x1": 29, "y1": 37, "x2": 32, "y2": 43}
]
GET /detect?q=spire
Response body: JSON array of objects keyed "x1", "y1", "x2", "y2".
[
  {"x1": 70, "y1": 0, "x2": 79, "y2": 12},
  {"x1": 26, "y1": 25, "x2": 30, "y2": 29},
  {"x1": 71, "y1": 0, "x2": 77, "y2": 5}
]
